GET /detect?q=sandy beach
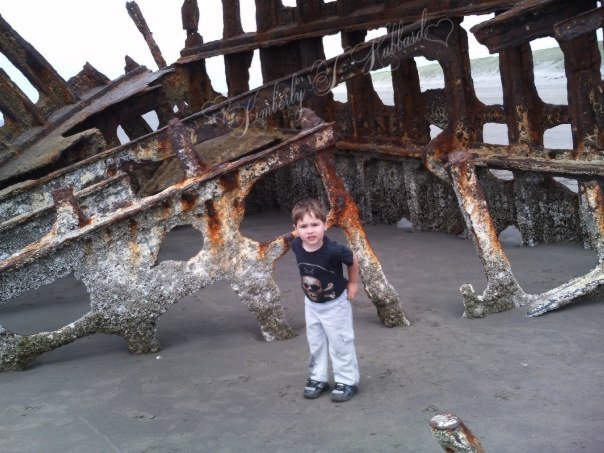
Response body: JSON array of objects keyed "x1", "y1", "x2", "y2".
[{"x1": 0, "y1": 211, "x2": 602, "y2": 452}]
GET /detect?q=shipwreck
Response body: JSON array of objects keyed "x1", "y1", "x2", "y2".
[{"x1": 0, "y1": 0, "x2": 602, "y2": 376}]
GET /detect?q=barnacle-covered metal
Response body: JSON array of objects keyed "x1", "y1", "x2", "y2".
[{"x1": 0, "y1": 0, "x2": 602, "y2": 370}]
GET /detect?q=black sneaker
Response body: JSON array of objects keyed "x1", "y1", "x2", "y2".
[
  {"x1": 303, "y1": 379, "x2": 329, "y2": 399},
  {"x1": 331, "y1": 382, "x2": 357, "y2": 402}
]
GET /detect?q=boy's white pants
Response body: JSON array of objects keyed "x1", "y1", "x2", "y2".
[{"x1": 305, "y1": 290, "x2": 360, "y2": 386}]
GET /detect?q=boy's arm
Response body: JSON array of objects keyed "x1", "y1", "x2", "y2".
[
  {"x1": 347, "y1": 253, "x2": 359, "y2": 300},
  {"x1": 283, "y1": 230, "x2": 298, "y2": 243}
]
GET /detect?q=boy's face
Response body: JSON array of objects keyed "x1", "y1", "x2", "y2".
[{"x1": 294, "y1": 212, "x2": 326, "y2": 251}]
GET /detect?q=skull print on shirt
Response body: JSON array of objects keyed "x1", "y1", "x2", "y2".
[
  {"x1": 290, "y1": 236, "x2": 353, "y2": 303},
  {"x1": 301, "y1": 275, "x2": 335, "y2": 301},
  {"x1": 299, "y1": 263, "x2": 337, "y2": 302}
]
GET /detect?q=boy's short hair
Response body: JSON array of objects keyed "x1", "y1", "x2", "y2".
[{"x1": 292, "y1": 198, "x2": 327, "y2": 224}]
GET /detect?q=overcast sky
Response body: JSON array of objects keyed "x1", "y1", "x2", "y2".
[{"x1": 0, "y1": 1, "x2": 561, "y2": 101}]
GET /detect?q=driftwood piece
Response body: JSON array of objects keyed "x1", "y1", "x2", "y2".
[{"x1": 430, "y1": 413, "x2": 485, "y2": 453}]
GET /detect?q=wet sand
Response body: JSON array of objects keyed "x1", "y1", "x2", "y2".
[{"x1": 0, "y1": 211, "x2": 602, "y2": 452}]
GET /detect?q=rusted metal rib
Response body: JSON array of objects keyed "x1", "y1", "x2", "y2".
[
  {"x1": 527, "y1": 181, "x2": 604, "y2": 316},
  {"x1": 446, "y1": 151, "x2": 532, "y2": 317},
  {"x1": 178, "y1": 0, "x2": 516, "y2": 62},
  {"x1": 471, "y1": 0, "x2": 593, "y2": 53},
  {"x1": 0, "y1": 14, "x2": 77, "y2": 109},
  {"x1": 126, "y1": 1, "x2": 167, "y2": 69},
  {"x1": 554, "y1": 6, "x2": 604, "y2": 41},
  {"x1": 0, "y1": 68, "x2": 46, "y2": 130},
  {"x1": 0, "y1": 172, "x2": 133, "y2": 259},
  {"x1": 315, "y1": 150, "x2": 409, "y2": 327},
  {"x1": 0, "y1": 119, "x2": 335, "y2": 370},
  {"x1": 167, "y1": 117, "x2": 209, "y2": 177}
]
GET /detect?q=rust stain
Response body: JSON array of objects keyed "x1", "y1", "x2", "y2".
[
  {"x1": 204, "y1": 199, "x2": 223, "y2": 245},
  {"x1": 101, "y1": 228, "x2": 113, "y2": 244},
  {"x1": 128, "y1": 218, "x2": 139, "y2": 238},
  {"x1": 458, "y1": 155, "x2": 505, "y2": 255},
  {"x1": 180, "y1": 190, "x2": 197, "y2": 211},
  {"x1": 106, "y1": 165, "x2": 118, "y2": 177},
  {"x1": 218, "y1": 171, "x2": 240, "y2": 193},
  {"x1": 160, "y1": 201, "x2": 172, "y2": 220},
  {"x1": 128, "y1": 239, "x2": 140, "y2": 266},
  {"x1": 258, "y1": 242, "x2": 269, "y2": 260},
  {"x1": 83, "y1": 237, "x2": 94, "y2": 262}
]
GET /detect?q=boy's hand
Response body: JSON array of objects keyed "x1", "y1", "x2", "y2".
[
  {"x1": 283, "y1": 230, "x2": 298, "y2": 242},
  {"x1": 347, "y1": 281, "x2": 358, "y2": 301}
]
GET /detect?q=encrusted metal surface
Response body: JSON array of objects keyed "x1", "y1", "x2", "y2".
[
  {"x1": 0, "y1": 0, "x2": 603, "y2": 371},
  {"x1": 430, "y1": 413, "x2": 485, "y2": 453},
  {"x1": 447, "y1": 151, "x2": 531, "y2": 318},
  {"x1": 0, "y1": 117, "x2": 336, "y2": 370}
]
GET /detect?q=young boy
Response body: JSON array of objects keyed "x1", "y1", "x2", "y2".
[{"x1": 286, "y1": 198, "x2": 360, "y2": 402}]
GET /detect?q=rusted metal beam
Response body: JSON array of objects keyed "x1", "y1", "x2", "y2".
[
  {"x1": 499, "y1": 43, "x2": 545, "y2": 146},
  {"x1": 554, "y1": 6, "x2": 604, "y2": 42},
  {"x1": 527, "y1": 181, "x2": 604, "y2": 316},
  {"x1": 392, "y1": 58, "x2": 430, "y2": 142},
  {"x1": 297, "y1": 0, "x2": 323, "y2": 25},
  {"x1": 255, "y1": 0, "x2": 282, "y2": 32},
  {"x1": 0, "y1": 66, "x2": 173, "y2": 187},
  {"x1": 126, "y1": 1, "x2": 167, "y2": 69},
  {"x1": 0, "y1": 14, "x2": 77, "y2": 111},
  {"x1": 314, "y1": 149, "x2": 409, "y2": 327},
  {"x1": 222, "y1": 0, "x2": 254, "y2": 97},
  {"x1": 336, "y1": 137, "x2": 603, "y2": 179},
  {"x1": 341, "y1": 29, "x2": 389, "y2": 139},
  {"x1": 181, "y1": 0, "x2": 203, "y2": 48},
  {"x1": 336, "y1": 138, "x2": 424, "y2": 158},
  {"x1": 558, "y1": 33, "x2": 603, "y2": 155},
  {"x1": 0, "y1": 68, "x2": 46, "y2": 132},
  {"x1": 471, "y1": 0, "x2": 595, "y2": 53},
  {"x1": 178, "y1": 0, "x2": 516, "y2": 62},
  {"x1": 0, "y1": 117, "x2": 335, "y2": 371},
  {"x1": 167, "y1": 117, "x2": 209, "y2": 177},
  {"x1": 446, "y1": 151, "x2": 531, "y2": 317},
  {"x1": 474, "y1": 155, "x2": 604, "y2": 178}
]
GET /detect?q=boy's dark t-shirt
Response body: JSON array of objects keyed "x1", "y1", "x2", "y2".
[{"x1": 291, "y1": 235, "x2": 354, "y2": 303}]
